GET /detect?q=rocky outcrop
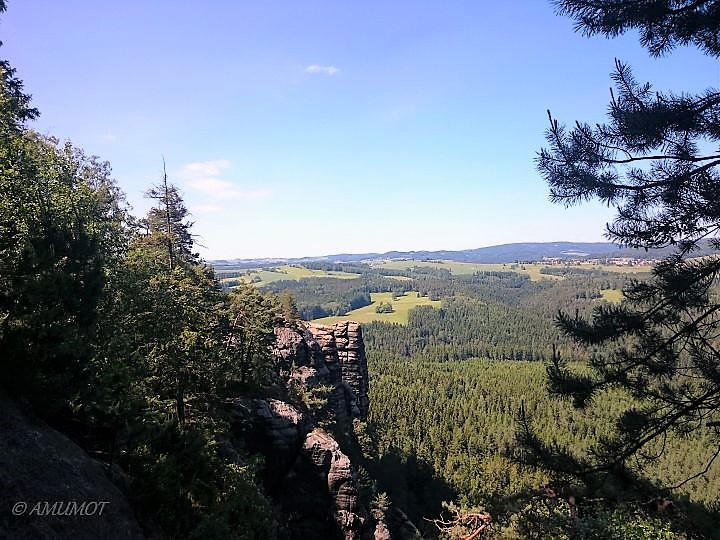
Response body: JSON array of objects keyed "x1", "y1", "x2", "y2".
[
  {"x1": 224, "y1": 397, "x2": 312, "y2": 489},
  {"x1": 273, "y1": 321, "x2": 369, "y2": 422},
  {"x1": 226, "y1": 395, "x2": 365, "y2": 539},
  {"x1": 238, "y1": 320, "x2": 372, "y2": 539},
  {"x1": 0, "y1": 394, "x2": 145, "y2": 540},
  {"x1": 0, "y1": 317, "x2": 386, "y2": 540},
  {"x1": 275, "y1": 428, "x2": 364, "y2": 540},
  {"x1": 306, "y1": 321, "x2": 369, "y2": 421}
]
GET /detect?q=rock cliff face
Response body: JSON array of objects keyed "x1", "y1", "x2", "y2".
[
  {"x1": 0, "y1": 321, "x2": 377, "y2": 540},
  {"x1": 240, "y1": 320, "x2": 373, "y2": 539},
  {"x1": 0, "y1": 394, "x2": 144, "y2": 540},
  {"x1": 273, "y1": 321, "x2": 370, "y2": 422}
]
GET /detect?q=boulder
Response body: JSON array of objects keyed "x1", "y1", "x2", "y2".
[{"x1": 0, "y1": 395, "x2": 145, "y2": 540}]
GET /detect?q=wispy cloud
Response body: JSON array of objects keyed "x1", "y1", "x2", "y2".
[
  {"x1": 305, "y1": 64, "x2": 339, "y2": 76},
  {"x1": 178, "y1": 160, "x2": 271, "y2": 201},
  {"x1": 101, "y1": 133, "x2": 117, "y2": 143}
]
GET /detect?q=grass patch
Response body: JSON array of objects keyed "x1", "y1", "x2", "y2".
[
  {"x1": 219, "y1": 264, "x2": 361, "y2": 287},
  {"x1": 371, "y1": 260, "x2": 559, "y2": 281},
  {"x1": 313, "y1": 291, "x2": 441, "y2": 325},
  {"x1": 599, "y1": 288, "x2": 624, "y2": 303}
]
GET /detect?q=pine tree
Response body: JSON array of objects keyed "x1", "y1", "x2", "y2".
[{"x1": 520, "y1": 0, "x2": 720, "y2": 491}]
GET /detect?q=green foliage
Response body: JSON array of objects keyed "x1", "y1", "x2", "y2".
[
  {"x1": 554, "y1": 1, "x2": 720, "y2": 58},
  {"x1": 366, "y1": 356, "x2": 720, "y2": 536},
  {"x1": 224, "y1": 284, "x2": 280, "y2": 391},
  {"x1": 277, "y1": 289, "x2": 299, "y2": 321},
  {"x1": 263, "y1": 275, "x2": 386, "y2": 319},
  {"x1": 141, "y1": 172, "x2": 196, "y2": 267},
  {"x1": 508, "y1": 498, "x2": 683, "y2": 540},
  {"x1": 353, "y1": 418, "x2": 377, "y2": 460},
  {"x1": 0, "y1": 127, "x2": 127, "y2": 414},
  {"x1": 375, "y1": 301, "x2": 394, "y2": 313},
  {"x1": 0, "y1": 38, "x2": 38, "y2": 132},
  {"x1": 363, "y1": 275, "x2": 627, "y2": 361},
  {"x1": 288, "y1": 382, "x2": 335, "y2": 427},
  {"x1": 370, "y1": 491, "x2": 391, "y2": 521},
  {"x1": 127, "y1": 423, "x2": 272, "y2": 539},
  {"x1": 530, "y1": 0, "x2": 720, "y2": 499},
  {"x1": 0, "y1": 39, "x2": 277, "y2": 536},
  {"x1": 79, "y1": 188, "x2": 278, "y2": 536}
]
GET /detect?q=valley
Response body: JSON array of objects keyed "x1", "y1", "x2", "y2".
[
  {"x1": 4, "y1": 0, "x2": 720, "y2": 537},
  {"x1": 217, "y1": 254, "x2": 720, "y2": 536}
]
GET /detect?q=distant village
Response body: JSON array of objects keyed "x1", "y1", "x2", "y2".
[{"x1": 540, "y1": 256, "x2": 658, "y2": 267}]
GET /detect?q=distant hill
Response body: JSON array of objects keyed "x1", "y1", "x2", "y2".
[{"x1": 213, "y1": 240, "x2": 720, "y2": 267}]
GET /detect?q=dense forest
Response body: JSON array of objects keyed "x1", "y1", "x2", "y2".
[
  {"x1": 268, "y1": 264, "x2": 631, "y2": 361},
  {"x1": 251, "y1": 256, "x2": 720, "y2": 536},
  {"x1": 363, "y1": 357, "x2": 720, "y2": 537}
]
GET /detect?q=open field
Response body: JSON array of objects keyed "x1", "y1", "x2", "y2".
[
  {"x1": 370, "y1": 260, "x2": 651, "y2": 282},
  {"x1": 600, "y1": 288, "x2": 624, "y2": 303},
  {"x1": 313, "y1": 291, "x2": 441, "y2": 325},
  {"x1": 218, "y1": 264, "x2": 361, "y2": 287},
  {"x1": 371, "y1": 260, "x2": 561, "y2": 281}
]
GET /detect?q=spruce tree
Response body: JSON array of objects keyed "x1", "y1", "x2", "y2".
[{"x1": 142, "y1": 162, "x2": 196, "y2": 268}]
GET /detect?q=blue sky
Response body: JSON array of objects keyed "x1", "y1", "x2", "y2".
[{"x1": 4, "y1": 1, "x2": 719, "y2": 259}]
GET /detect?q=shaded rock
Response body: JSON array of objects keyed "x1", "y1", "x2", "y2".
[
  {"x1": 225, "y1": 397, "x2": 311, "y2": 488},
  {"x1": 387, "y1": 507, "x2": 421, "y2": 540},
  {"x1": 254, "y1": 399, "x2": 308, "y2": 454},
  {"x1": 290, "y1": 366, "x2": 321, "y2": 388},
  {"x1": 0, "y1": 395, "x2": 145, "y2": 540},
  {"x1": 273, "y1": 326, "x2": 310, "y2": 375},
  {"x1": 262, "y1": 320, "x2": 378, "y2": 539},
  {"x1": 278, "y1": 429, "x2": 364, "y2": 540}
]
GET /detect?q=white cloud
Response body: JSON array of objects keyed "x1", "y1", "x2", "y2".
[
  {"x1": 101, "y1": 133, "x2": 117, "y2": 143},
  {"x1": 180, "y1": 160, "x2": 231, "y2": 178},
  {"x1": 305, "y1": 64, "x2": 339, "y2": 76},
  {"x1": 178, "y1": 160, "x2": 271, "y2": 201}
]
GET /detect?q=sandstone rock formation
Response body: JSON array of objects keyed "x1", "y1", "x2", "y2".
[
  {"x1": 275, "y1": 428, "x2": 364, "y2": 540},
  {"x1": 0, "y1": 394, "x2": 145, "y2": 540},
  {"x1": 374, "y1": 521, "x2": 392, "y2": 540},
  {"x1": 0, "y1": 317, "x2": 389, "y2": 540},
  {"x1": 273, "y1": 321, "x2": 369, "y2": 422},
  {"x1": 251, "y1": 320, "x2": 373, "y2": 539}
]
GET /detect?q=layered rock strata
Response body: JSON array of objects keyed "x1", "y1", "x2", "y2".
[
  {"x1": 250, "y1": 320, "x2": 372, "y2": 539},
  {"x1": 273, "y1": 321, "x2": 369, "y2": 422}
]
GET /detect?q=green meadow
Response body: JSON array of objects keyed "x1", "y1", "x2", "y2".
[
  {"x1": 371, "y1": 259, "x2": 650, "y2": 282},
  {"x1": 313, "y1": 291, "x2": 441, "y2": 325},
  {"x1": 600, "y1": 288, "x2": 624, "y2": 303},
  {"x1": 218, "y1": 264, "x2": 361, "y2": 287}
]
